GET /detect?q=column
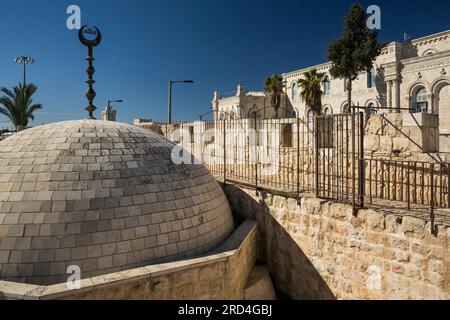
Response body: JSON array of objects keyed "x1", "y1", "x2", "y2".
[
  {"x1": 386, "y1": 80, "x2": 392, "y2": 113},
  {"x1": 392, "y1": 79, "x2": 400, "y2": 113}
]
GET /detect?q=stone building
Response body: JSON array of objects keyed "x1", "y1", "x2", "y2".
[
  {"x1": 213, "y1": 29, "x2": 450, "y2": 151},
  {"x1": 212, "y1": 84, "x2": 289, "y2": 121},
  {"x1": 101, "y1": 105, "x2": 117, "y2": 122}
]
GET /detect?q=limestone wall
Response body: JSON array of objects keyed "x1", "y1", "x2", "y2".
[
  {"x1": 223, "y1": 185, "x2": 449, "y2": 300},
  {"x1": 0, "y1": 220, "x2": 257, "y2": 300},
  {"x1": 365, "y1": 113, "x2": 440, "y2": 158}
]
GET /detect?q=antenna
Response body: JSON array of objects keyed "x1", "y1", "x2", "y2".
[{"x1": 403, "y1": 33, "x2": 411, "y2": 43}]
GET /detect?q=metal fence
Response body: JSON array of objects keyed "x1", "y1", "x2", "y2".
[{"x1": 166, "y1": 112, "x2": 449, "y2": 232}]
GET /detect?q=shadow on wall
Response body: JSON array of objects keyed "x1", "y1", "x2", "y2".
[{"x1": 222, "y1": 183, "x2": 336, "y2": 300}]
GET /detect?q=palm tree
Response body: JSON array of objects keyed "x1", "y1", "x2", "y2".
[
  {"x1": 0, "y1": 83, "x2": 42, "y2": 131},
  {"x1": 297, "y1": 69, "x2": 325, "y2": 116},
  {"x1": 264, "y1": 74, "x2": 285, "y2": 119}
]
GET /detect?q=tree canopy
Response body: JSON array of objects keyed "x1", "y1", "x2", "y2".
[
  {"x1": 0, "y1": 83, "x2": 43, "y2": 130},
  {"x1": 327, "y1": 4, "x2": 384, "y2": 81}
]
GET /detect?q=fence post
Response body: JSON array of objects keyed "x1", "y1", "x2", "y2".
[
  {"x1": 430, "y1": 163, "x2": 435, "y2": 235},
  {"x1": 253, "y1": 112, "x2": 259, "y2": 195},
  {"x1": 223, "y1": 119, "x2": 227, "y2": 184},
  {"x1": 447, "y1": 164, "x2": 450, "y2": 209},
  {"x1": 407, "y1": 162, "x2": 411, "y2": 210},
  {"x1": 358, "y1": 112, "x2": 365, "y2": 208},
  {"x1": 297, "y1": 117, "x2": 300, "y2": 204},
  {"x1": 351, "y1": 110, "x2": 356, "y2": 213},
  {"x1": 314, "y1": 116, "x2": 320, "y2": 198}
]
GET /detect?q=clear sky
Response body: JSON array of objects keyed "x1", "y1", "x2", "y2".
[{"x1": 0, "y1": 0, "x2": 449, "y2": 127}]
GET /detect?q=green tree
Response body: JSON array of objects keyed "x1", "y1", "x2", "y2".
[
  {"x1": 0, "y1": 83, "x2": 42, "y2": 131},
  {"x1": 264, "y1": 74, "x2": 285, "y2": 119},
  {"x1": 327, "y1": 4, "x2": 384, "y2": 111},
  {"x1": 298, "y1": 69, "x2": 326, "y2": 116}
]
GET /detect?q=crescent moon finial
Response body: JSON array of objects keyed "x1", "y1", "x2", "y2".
[{"x1": 79, "y1": 25, "x2": 102, "y2": 47}]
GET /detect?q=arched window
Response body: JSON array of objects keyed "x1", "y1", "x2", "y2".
[
  {"x1": 342, "y1": 103, "x2": 351, "y2": 113},
  {"x1": 307, "y1": 109, "x2": 315, "y2": 123},
  {"x1": 323, "y1": 76, "x2": 330, "y2": 95},
  {"x1": 366, "y1": 103, "x2": 377, "y2": 117},
  {"x1": 411, "y1": 87, "x2": 428, "y2": 113},
  {"x1": 323, "y1": 105, "x2": 333, "y2": 115},
  {"x1": 291, "y1": 82, "x2": 298, "y2": 102},
  {"x1": 249, "y1": 111, "x2": 260, "y2": 119},
  {"x1": 367, "y1": 67, "x2": 376, "y2": 88}
]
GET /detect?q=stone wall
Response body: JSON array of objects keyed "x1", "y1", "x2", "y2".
[
  {"x1": 223, "y1": 184, "x2": 449, "y2": 300},
  {"x1": 365, "y1": 113, "x2": 440, "y2": 159},
  {"x1": 0, "y1": 220, "x2": 257, "y2": 300}
]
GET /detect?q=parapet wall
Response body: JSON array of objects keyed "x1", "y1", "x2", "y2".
[
  {"x1": 224, "y1": 185, "x2": 449, "y2": 300},
  {"x1": 0, "y1": 220, "x2": 257, "y2": 300}
]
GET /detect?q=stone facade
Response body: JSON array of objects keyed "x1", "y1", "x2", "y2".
[
  {"x1": 224, "y1": 185, "x2": 449, "y2": 300},
  {"x1": 212, "y1": 85, "x2": 290, "y2": 121},
  {"x1": 212, "y1": 29, "x2": 450, "y2": 152}
]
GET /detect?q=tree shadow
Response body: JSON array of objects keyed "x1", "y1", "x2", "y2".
[{"x1": 223, "y1": 183, "x2": 336, "y2": 300}]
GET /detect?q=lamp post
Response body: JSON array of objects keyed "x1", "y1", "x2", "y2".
[
  {"x1": 168, "y1": 80, "x2": 194, "y2": 124},
  {"x1": 103, "y1": 100, "x2": 123, "y2": 122},
  {"x1": 14, "y1": 56, "x2": 34, "y2": 85},
  {"x1": 107, "y1": 99, "x2": 123, "y2": 108}
]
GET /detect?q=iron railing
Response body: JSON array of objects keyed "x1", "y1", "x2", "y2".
[{"x1": 164, "y1": 113, "x2": 450, "y2": 233}]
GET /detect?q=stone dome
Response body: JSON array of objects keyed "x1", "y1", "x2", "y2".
[{"x1": 0, "y1": 120, "x2": 234, "y2": 285}]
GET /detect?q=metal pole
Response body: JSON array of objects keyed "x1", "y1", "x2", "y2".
[
  {"x1": 223, "y1": 119, "x2": 227, "y2": 184},
  {"x1": 297, "y1": 117, "x2": 300, "y2": 204},
  {"x1": 168, "y1": 81, "x2": 173, "y2": 125},
  {"x1": 315, "y1": 116, "x2": 320, "y2": 198},
  {"x1": 430, "y1": 163, "x2": 435, "y2": 235},
  {"x1": 351, "y1": 109, "x2": 356, "y2": 213},
  {"x1": 23, "y1": 63, "x2": 26, "y2": 86},
  {"x1": 254, "y1": 113, "x2": 258, "y2": 194},
  {"x1": 359, "y1": 112, "x2": 365, "y2": 208}
]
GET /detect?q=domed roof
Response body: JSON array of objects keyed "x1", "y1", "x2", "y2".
[{"x1": 0, "y1": 120, "x2": 234, "y2": 285}]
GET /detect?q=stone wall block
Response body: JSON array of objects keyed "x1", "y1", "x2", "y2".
[
  {"x1": 400, "y1": 217, "x2": 426, "y2": 239},
  {"x1": 365, "y1": 210, "x2": 386, "y2": 232},
  {"x1": 329, "y1": 203, "x2": 352, "y2": 221}
]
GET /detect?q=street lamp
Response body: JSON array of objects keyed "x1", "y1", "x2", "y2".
[
  {"x1": 168, "y1": 80, "x2": 194, "y2": 124},
  {"x1": 107, "y1": 99, "x2": 124, "y2": 108},
  {"x1": 14, "y1": 56, "x2": 34, "y2": 85}
]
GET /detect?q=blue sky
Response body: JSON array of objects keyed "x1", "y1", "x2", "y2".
[{"x1": 0, "y1": 0, "x2": 449, "y2": 126}]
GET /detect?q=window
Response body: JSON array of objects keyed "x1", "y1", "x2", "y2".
[
  {"x1": 367, "y1": 67, "x2": 376, "y2": 88},
  {"x1": 344, "y1": 78, "x2": 349, "y2": 92},
  {"x1": 342, "y1": 103, "x2": 351, "y2": 113},
  {"x1": 411, "y1": 87, "x2": 428, "y2": 113},
  {"x1": 307, "y1": 109, "x2": 315, "y2": 123},
  {"x1": 249, "y1": 111, "x2": 260, "y2": 119},
  {"x1": 323, "y1": 106, "x2": 333, "y2": 115},
  {"x1": 318, "y1": 118, "x2": 334, "y2": 148},
  {"x1": 189, "y1": 126, "x2": 194, "y2": 143},
  {"x1": 291, "y1": 82, "x2": 298, "y2": 102},
  {"x1": 365, "y1": 103, "x2": 377, "y2": 117},
  {"x1": 281, "y1": 124, "x2": 293, "y2": 148},
  {"x1": 323, "y1": 76, "x2": 330, "y2": 95}
]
